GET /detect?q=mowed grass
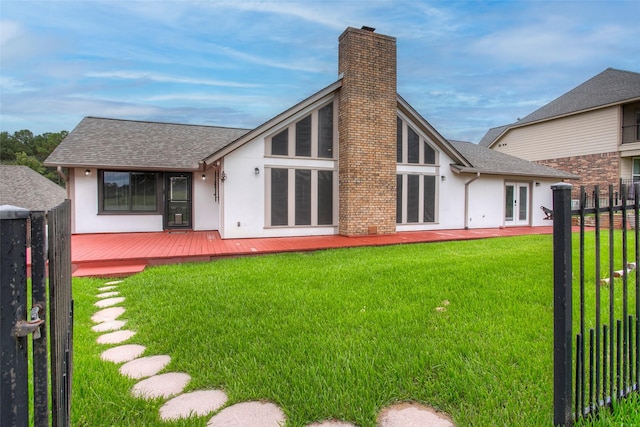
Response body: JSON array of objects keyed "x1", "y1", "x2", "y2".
[{"x1": 71, "y1": 233, "x2": 640, "y2": 426}]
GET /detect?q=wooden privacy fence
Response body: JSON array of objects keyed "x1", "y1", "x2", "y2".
[
  {"x1": 0, "y1": 200, "x2": 73, "y2": 427},
  {"x1": 553, "y1": 184, "x2": 640, "y2": 426}
]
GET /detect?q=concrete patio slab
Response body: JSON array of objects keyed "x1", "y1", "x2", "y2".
[
  {"x1": 96, "y1": 330, "x2": 136, "y2": 345},
  {"x1": 97, "y1": 291, "x2": 120, "y2": 298},
  {"x1": 307, "y1": 421, "x2": 356, "y2": 426},
  {"x1": 94, "y1": 297, "x2": 125, "y2": 308},
  {"x1": 377, "y1": 402, "x2": 455, "y2": 427},
  {"x1": 159, "y1": 389, "x2": 228, "y2": 421},
  {"x1": 98, "y1": 285, "x2": 118, "y2": 291},
  {"x1": 206, "y1": 401, "x2": 286, "y2": 427},
  {"x1": 91, "y1": 306, "x2": 125, "y2": 323},
  {"x1": 120, "y1": 355, "x2": 171, "y2": 379},
  {"x1": 91, "y1": 319, "x2": 127, "y2": 333},
  {"x1": 131, "y1": 372, "x2": 191, "y2": 400},
  {"x1": 101, "y1": 344, "x2": 146, "y2": 363},
  {"x1": 103, "y1": 280, "x2": 124, "y2": 286}
]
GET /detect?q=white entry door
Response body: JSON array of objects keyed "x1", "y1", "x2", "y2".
[{"x1": 505, "y1": 182, "x2": 530, "y2": 226}]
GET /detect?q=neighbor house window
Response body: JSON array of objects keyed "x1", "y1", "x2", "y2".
[
  {"x1": 397, "y1": 118, "x2": 438, "y2": 165},
  {"x1": 636, "y1": 110, "x2": 640, "y2": 140},
  {"x1": 267, "y1": 100, "x2": 335, "y2": 159},
  {"x1": 633, "y1": 158, "x2": 640, "y2": 183},
  {"x1": 268, "y1": 168, "x2": 336, "y2": 227},
  {"x1": 396, "y1": 174, "x2": 437, "y2": 224},
  {"x1": 100, "y1": 170, "x2": 160, "y2": 213}
]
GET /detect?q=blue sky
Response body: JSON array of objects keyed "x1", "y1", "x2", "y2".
[{"x1": 1, "y1": 0, "x2": 639, "y2": 143}]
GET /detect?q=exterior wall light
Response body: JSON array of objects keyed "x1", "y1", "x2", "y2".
[
  {"x1": 220, "y1": 171, "x2": 227, "y2": 182},
  {"x1": 85, "y1": 169, "x2": 91, "y2": 176},
  {"x1": 441, "y1": 175, "x2": 446, "y2": 181},
  {"x1": 255, "y1": 167, "x2": 260, "y2": 175},
  {"x1": 202, "y1": 174, "x2": 206, "y2": 180}
]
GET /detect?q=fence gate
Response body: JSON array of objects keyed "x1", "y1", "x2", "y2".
[
  {"x1": 553, "y1": 184, "x2": 640, "y2": 426},
  {"x1": 0, "y1": 200, "x2": 73, "y2": 427}
]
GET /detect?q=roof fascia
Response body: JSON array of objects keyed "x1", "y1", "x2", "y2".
[
  {"x1": 396, "y1": 95, "x2": 472, "y2": 167},
  {"x1": 449, "y1": 164, "x2": 579, "y2": 180},
  {"x1": 489, "y1": 96, "x2": 640, "y2": 148},
  {"x1": 43, "y1": 163, "x2": 201, "y2": 172},
  {"x1": 203, "y1": 80, "x2": 342, "y2": 165}
]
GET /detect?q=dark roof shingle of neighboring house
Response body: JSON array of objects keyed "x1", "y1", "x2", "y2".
[
  {"x1": 479, "y1": 68, "x2": 640, "y2": 147},
  {"x1": 45, "y1": 117, "x2": 251, "y2": 170},
  {"x1": 0, "y1": 165, "x2": 67, "y2": 211},
  {"x1": 449, "y1": 140, "x2": 579, "y2": 180}
]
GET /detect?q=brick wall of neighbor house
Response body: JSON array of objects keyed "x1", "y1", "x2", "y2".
[
  {"x1": 536, "y1": 151, "x2": 620, "y2": 197},
  {"x1": 337, "y1": 27, "x2": 397, "y2": 236}
]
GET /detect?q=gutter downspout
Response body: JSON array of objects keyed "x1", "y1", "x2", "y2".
[{"x1": 464, "y1": 172, "x2": 481, "y2": 229}]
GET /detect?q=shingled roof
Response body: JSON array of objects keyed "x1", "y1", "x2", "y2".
[
  {"x1": 0, "y1": 165, "x2": 67, "y2": 211},
  {"x1": 45, "y1": 117, "x2": 250, "y2": 170},
  {"x1": 480, "y1": 68, "x2": 640, "y2": 147},
  {"x1": 449, "y1": 140, "x2": 578, "y2": 179}
]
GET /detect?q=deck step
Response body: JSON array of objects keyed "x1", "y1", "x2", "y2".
[{"x1": 73, "y1": 261, "x2": 147, "y2": 278}]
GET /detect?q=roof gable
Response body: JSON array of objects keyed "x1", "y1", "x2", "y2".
[
  {"x1": 0, "y1": 165, "x2": 67, "y2": 211},
  {"x1": 480, "y1": 68, "x2": 640, "y2": 147},
  {"x1": 45, "y1": 117, "x2": 250, "y2": 170}
]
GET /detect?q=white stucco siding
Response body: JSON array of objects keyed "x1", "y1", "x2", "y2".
[
  {"x1": 72, "y1": 168, "x2": 163, "y2": 234},
  {"x1": 495, "y1": 107, "x2": 620, "y2": 161},
  {"x1": 192, "y1": 170, "x2": 219, "y2": 231}
]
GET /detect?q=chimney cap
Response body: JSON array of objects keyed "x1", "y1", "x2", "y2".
[{"x1": 361, "y1": 26, "x2": 376, "y2": 32}]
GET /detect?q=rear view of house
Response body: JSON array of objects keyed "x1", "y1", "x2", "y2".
[{"x1": 45, "y1": 27, "x2": 575, "y2": 238}]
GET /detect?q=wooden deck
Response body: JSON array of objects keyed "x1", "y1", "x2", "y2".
[{"x1": 69, "y1": 226, "x2": 554, "y2": 277}]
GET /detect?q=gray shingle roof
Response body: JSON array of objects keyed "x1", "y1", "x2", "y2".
[
  {"x1": 45, "y1": 117, "x2": 250, "y2": 170},
  {"x1": 479, "y1": 68, "x2": 640, "y2": 147},
  {"x1": 449, "y1": 140, "x2": 578, "y2": 179},
  {"x1": 0, "y1": 165, "x2": 67, "y2": 211}
]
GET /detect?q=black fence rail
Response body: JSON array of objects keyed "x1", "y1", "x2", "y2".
[
  {"x1": 554, "y1": 183, "x2": 640, "y2": 426},
  {"x1": 0, "y1": 200, "x2": 72, "y2": 427}
]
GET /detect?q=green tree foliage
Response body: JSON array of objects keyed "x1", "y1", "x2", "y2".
[{"x1": 0, "y1": 129, "x2": 68, "y2": 185}]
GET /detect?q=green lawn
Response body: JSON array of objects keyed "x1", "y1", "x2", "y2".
[{"x1": 71, "y1": 233, "x2": 640, "y2": 426}]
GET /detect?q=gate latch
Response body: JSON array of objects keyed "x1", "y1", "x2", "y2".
[{"x1": 14, "y1": 304, "x2": 44, "y2": 339}]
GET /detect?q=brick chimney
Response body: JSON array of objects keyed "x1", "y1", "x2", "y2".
[{"x1": 338, "y1": 26, "x2": 397, "y2": 236}]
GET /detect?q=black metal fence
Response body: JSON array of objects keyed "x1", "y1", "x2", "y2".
[
  {"x1": 553, "y1": 183, "x2": 640, "y2": 426},
  {"x1": 0, "y1": 200, "x2": 72, "y2": 427}
]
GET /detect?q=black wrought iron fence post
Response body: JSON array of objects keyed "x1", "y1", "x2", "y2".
[{"x1": 553, "y1": 183, "x2": 574, "y2": 426}]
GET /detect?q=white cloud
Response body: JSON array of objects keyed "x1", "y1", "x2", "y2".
[{"x1": 85, "y1": 71, "x2": 263, "y2": 88}]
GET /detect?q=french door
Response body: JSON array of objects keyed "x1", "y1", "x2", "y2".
[
  {"x1": 164, "y1": 173, "x2": 192, "y2": 229},
  {"x1": 505, "y1": 182, "x2": 530, "y2": 226}
]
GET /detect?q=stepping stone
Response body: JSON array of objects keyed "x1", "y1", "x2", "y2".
[
  {"x1": 92, "y1": 320, "x2": 127, "y2": 333},
  {"x1": 307, "y1": 421, "x2": 356, "y2": 426},
  {"x1": 95, "y1": 297, "x2": 125, "y2": 308},
  {"x1": 160, "y1": 389, "x2": 228, "y2": 421},
  {"x1": 97, "y1": 330, "x2": 136, "y2": 345},
  {"x1": 97, "y1": 291, "x2": 120, "y2": 298},
  {"x1": 104, "y1": 280, "x2": 123, "y2": 286},
  {"x1": 207, "y1": 401, "x2": 286, "y2": 427},
  {"x1": 120, "y1": 355, "x2": 171, "y2": 379},
  {"x1": 131, "y1": 372, "x2": 190, "y2": 400},
  {"x1": 98, "y1": 285, "x2": 118, "y2": 292},
  {"x1": 92, "y1": 307, "x2": 125, "y2": 323},
  {"x1": 378, "y1": 402, "x2": 455, "y2": 427},
  {"x1": 101, "y1": 344, "x2": 146, "y2": 363}
]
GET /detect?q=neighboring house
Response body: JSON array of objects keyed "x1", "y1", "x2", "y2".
[
  {"x1": 480, "y1": 68, "x2": 640, "y2": 200},
  {"x1": 0, "y1": 165, "x2": 67, "y2": 211},
  {"x1": 45, "y1": 27, "x2": 575, "y2": 238}
]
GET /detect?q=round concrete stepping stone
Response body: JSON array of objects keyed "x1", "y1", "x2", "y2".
[
  {"x1": 160, "y1": 389, "x2": 228, "y2": 421},
  {"x1": 120, "y1": 355, "x2": 171, "y2": 379},
  {"x1": 97, "y1": 330, "x2": 136, "y2": 345},
  {"x1": 97, "y1": 291, "x2": 120, "y2": 298},
  {"x1": 207, "y1": 401, "x2": 286, "y2": 427},
  {"x1": 101, "y1": 344, "x2": 146, "y2": 363},
  {"x1": 377, "y1": 402, "x2": 455, "y2": 427},
  {"x1": 98, "y1": 285, "x2": 118, "y2": 291},
  {"x1": 92, "y1": 319, "x2": 127, "y2": 333},
  {"x1": 104, "y1": 280, "x2": 123, "y2": 286},
  {"x1": 94, "y1": 297, "x2": 125, "y2": 308},
  {"x1": 91, "y1": 306, "x2": 125, "y2": 323},
  {"x1": 307, "y1": 421, "x2": 356, "y2": 426},
  {"x1": 131, "y1": 372, "x2": 191, "y2": 400}
]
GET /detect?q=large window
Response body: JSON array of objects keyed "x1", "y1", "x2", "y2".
[
  {"x1": 268, "y1": 101, "x2": 335, "y2": 159},
  {"x1": 269, "y1": 168, "x2": 335, "y2": 227},
  {"x1": 397, "y1": 118, "x2": 437, "y2": 165},
  {"x1": 396, "y1": 174, "x2": 437, "y2": 224},
  {"x1": 100, "y1": 171, "x2": 159, "y2": 213}
]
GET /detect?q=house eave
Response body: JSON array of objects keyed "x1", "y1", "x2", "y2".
[{"x1": 450, "y1": 164, "x2": 579, "y2": 180}]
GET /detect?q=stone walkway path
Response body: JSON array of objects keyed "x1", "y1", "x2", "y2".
[{"x1": 91, "y1": 279, "x2": 456, "y2": 426}]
